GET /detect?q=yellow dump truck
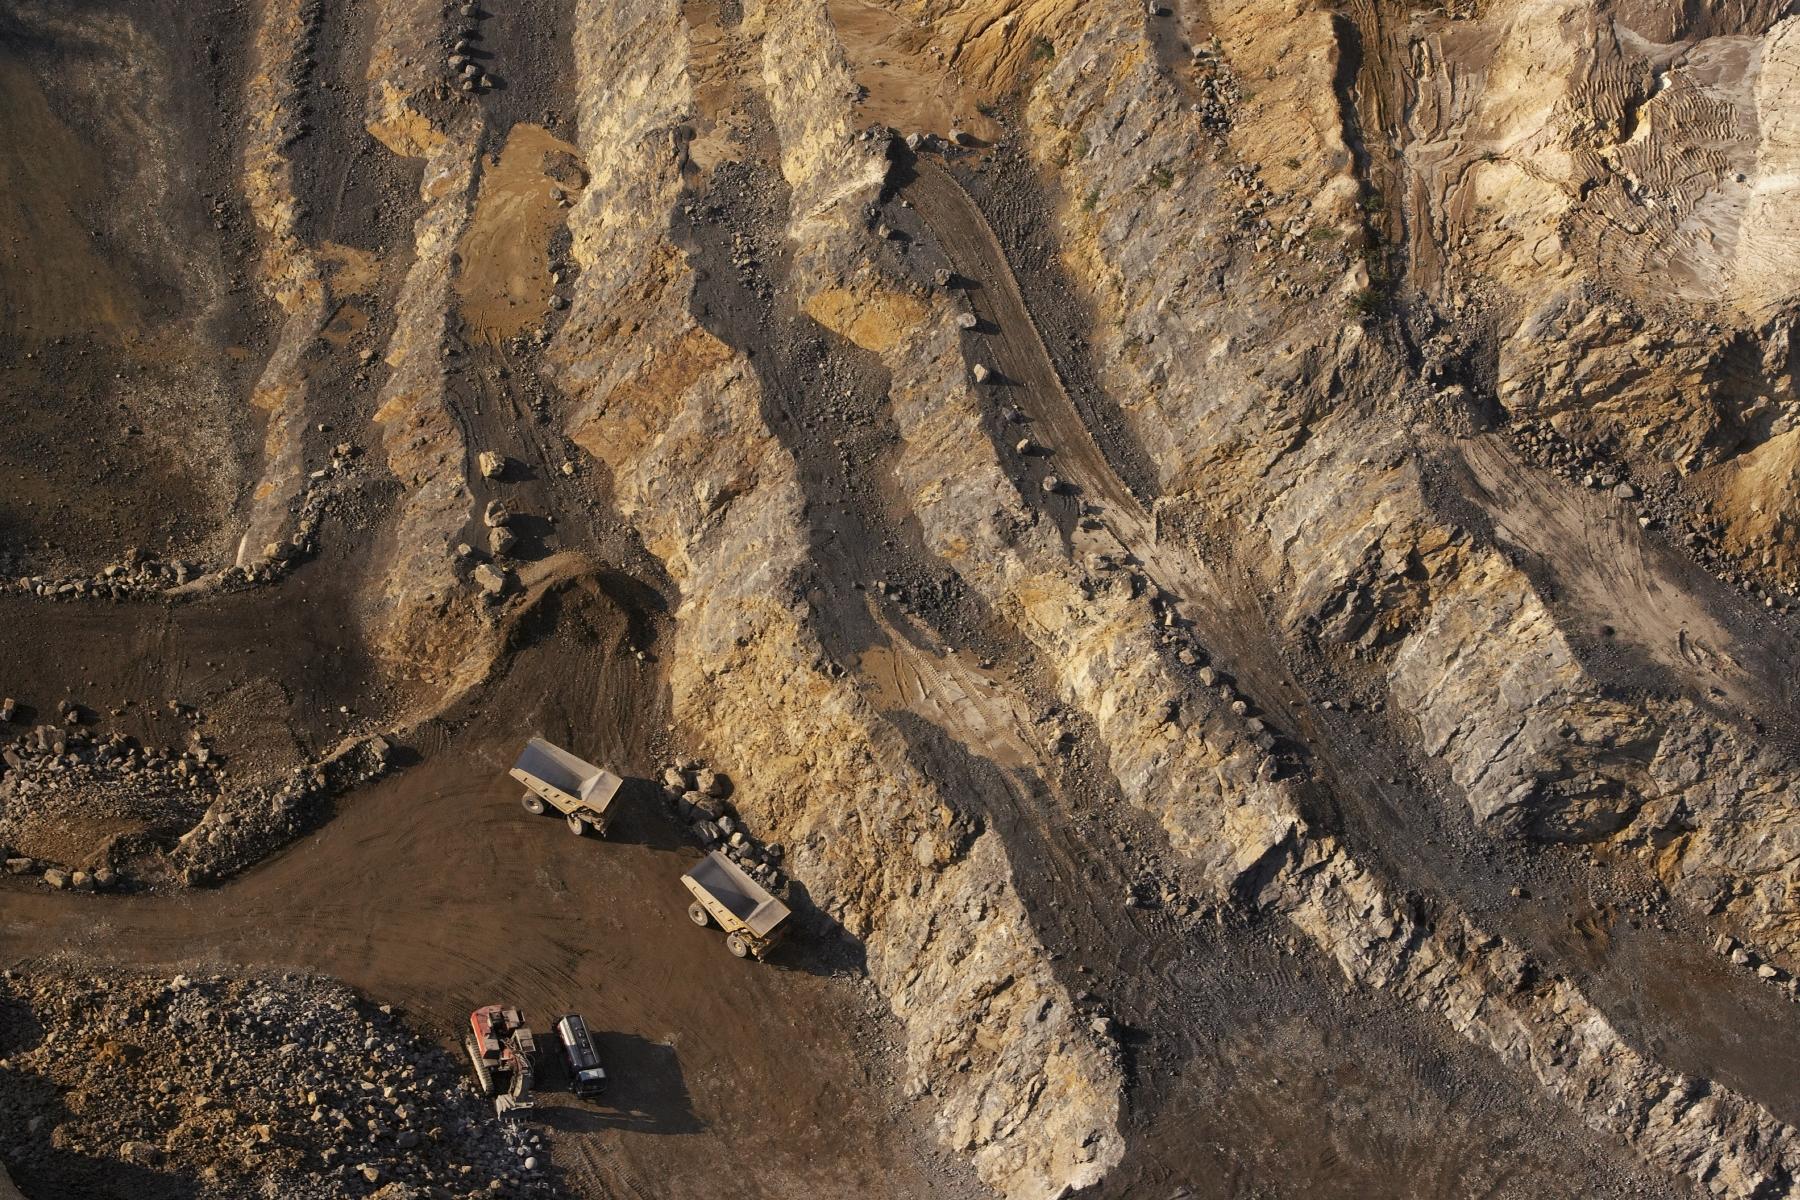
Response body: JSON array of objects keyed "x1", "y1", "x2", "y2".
[
  {"x1": 509, "y1": 737, "x2": 625, "y2": 837},
  {"x1": 681, "y1": 850, "x2": 791, "y2": 960}
]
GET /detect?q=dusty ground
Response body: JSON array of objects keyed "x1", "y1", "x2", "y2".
[
  {"x1": 5, "y1": 0, "x2": 1800, "y2": 1196},
  {"x1": 0, "y1": 583, "x2": 974, "y2": 1198}
]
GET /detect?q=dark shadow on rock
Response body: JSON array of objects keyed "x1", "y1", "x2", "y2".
[
  {"x1": 592, "y1": 566, "x2": 672, "y2": 636},
  {"x1": 503, "y1": 513, "x2": 558, "y2": 563},
  {"x1": 0, "y1": 993, "x2": 45, "y2": 1056},
  {"x1": 760, "y1": 878, "x2": 868, "y2": 979},
  {"x1": 0, "y1": 1064, "x2": 201, "y2": 1200},
  {"x1": 12, "y1": 1152, "x2": 198, "y2": 1200},
  {"x1": 383, "y1": 742, "x2": 426, "y2": 772}
]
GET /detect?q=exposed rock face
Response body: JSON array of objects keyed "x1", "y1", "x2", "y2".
[
  {"x1": 541, "y1": 3, "x2": 1120, "y2": 1195},
  {"x1": 820, "y1": 0, "x2": 1800, "y2": 1192},
  {"x1": 10, "y1": 0, "x2": 1800, "y2": 1195}
]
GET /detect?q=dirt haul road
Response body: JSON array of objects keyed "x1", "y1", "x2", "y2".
[
  {"x1": 0, "y1": 673, "x2": 963, "y2": 1200},
  {"x1": 0, "y1": 566, "x2": 964, "y2": 1198}
]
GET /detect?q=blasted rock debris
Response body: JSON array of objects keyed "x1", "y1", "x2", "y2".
[{"x1": 0, "y1": 967, "x2": 545, "y2": 1198}]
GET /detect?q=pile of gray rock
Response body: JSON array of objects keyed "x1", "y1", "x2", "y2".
[
  {"x1": 659, "y1": 759, "x2": 787, "y2": 893},
  {"x1": 446, "y1": 5, "x2": 493, "y2": 94},
  {"x1": 0, "y1": 703, "x2": 221, "y2": 877},
  {"x1": 173, "y1": 735, "x2": 395, "y2": 886},
  {"x1": 0, "y1": 966, "x2": 547, "y2": 1198},
  {"x1": 4, "y1": 437, "x2": 357, "y2": 600},
  {"x1": 1715, "y1": 933, "x2": 1800, "y2": 1003},
  {"x1": 8, "y1": 546, "x2": 205, "y2": 601},
  {"x1": 1186, "y1": 37, "x2": 1239, "y2": 134},
  {"x1": 459, "y1": 492, "x2": 521, "y2": 602},
  {"x1": 1508, "y1": 415, "x2": 1798, "y2": 611},
  {"x1": 220, "y1": 441, "x2": 362, "y2": 591}
]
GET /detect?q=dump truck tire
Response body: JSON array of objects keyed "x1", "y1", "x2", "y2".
[
  {"x1": 566, "y1": 813, "x2": 588, "y2": 836},
  {"x1": 726, "y1": 933, "x2": 751, "y2": 958},
  {"x1": 688, "y1": 902, "x2": 709, "y2": 927},
  {"x1": 521, "y1": 794, "x2": 546, "y2": 815},
  {"x1": 466, "y1": 1036, "x2": 495, "y2": 1097}
]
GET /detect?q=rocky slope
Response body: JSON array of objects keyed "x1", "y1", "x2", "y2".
[{"x1": 3, "y1": 0, "x2": 1800, "y2": 1197}]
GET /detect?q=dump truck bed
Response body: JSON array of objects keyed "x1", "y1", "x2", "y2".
[
  {"x1": 509, "y1": 737, "x2": 623, "y2": 813},
  {"x1": 683, "y1": 851, "x2": 790, "y2": 938}
]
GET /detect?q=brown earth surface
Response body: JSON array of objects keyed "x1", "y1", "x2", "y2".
[{"x1": 5, "y1": 0, "x2": 1800, "y2": 1197}]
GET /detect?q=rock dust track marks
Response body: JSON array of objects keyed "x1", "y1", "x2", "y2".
[{"x1": 456, "y1": 123, "x2": 587, "y2": 344}]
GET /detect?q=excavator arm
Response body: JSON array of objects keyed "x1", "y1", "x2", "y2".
[{"x1": 507, "y1": 1045, "x2": 535, "y2": 1100}]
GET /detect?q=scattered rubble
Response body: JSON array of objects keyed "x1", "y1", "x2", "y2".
[
  {"x1": 0, "y1": 711, "x2": 221, "y2": 878},
  {"x1": 0, "y1": 965, "x2": 545, "y2": 1198},
  {"x1": 171, "y1": 736, "x2": 395, "y2": 886},
  {"x1": 659, "y1": 760, "x2": 785, "y2": 893}
]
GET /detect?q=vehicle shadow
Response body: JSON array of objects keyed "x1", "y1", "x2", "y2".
[
  {"x1": 761, "y1": 879, "x2": 868, "y2": 980},
  {"x1": 533, "y1": 1033, "x2": 703, "y2": 1135},
  {"x1": 605, "y1": 782, "x2": 694, "y2": 853}
]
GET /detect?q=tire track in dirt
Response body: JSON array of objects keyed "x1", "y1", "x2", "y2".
[
  {"x1": 897, "y1": 144, "x2": 1503, "y2": 908},
  {"x1": 897, "y1": 151, "x2": 1314, "y2": 751},
  {"x1": 0, "y1": 583, "x2": 949, "y2": 1199},
  {"x1": 904, "y1": 155, "x2": 1142, "y2": 522},
  {"x1": 877, "y1": 155, "x2": 1584, "y2": 1188},
  {"x1": 1457, "y1": 431, "x2": 1800, "y2": 727},
  {"x1": 683, "y1": 140, "x2": 1159, "y2": 992}
]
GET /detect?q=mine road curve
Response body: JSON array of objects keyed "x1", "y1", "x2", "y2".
[
  {"x1": 900, "y1": 154, "x2": 1405, "y2": 841},
  {"x1": 900, "y1": 156, "x2": 1304, "y2": 718},
  {"x1": 0, "y1": 726, "x2": 946, "y2": 1199},
  {"x1": 895, "y1": 152, "x2": 1800, "y2": 1127}
]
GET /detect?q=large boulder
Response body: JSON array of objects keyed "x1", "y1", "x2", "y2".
[{"x1": 471, "y1": 564, "x2": 510, "y2": 597}]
